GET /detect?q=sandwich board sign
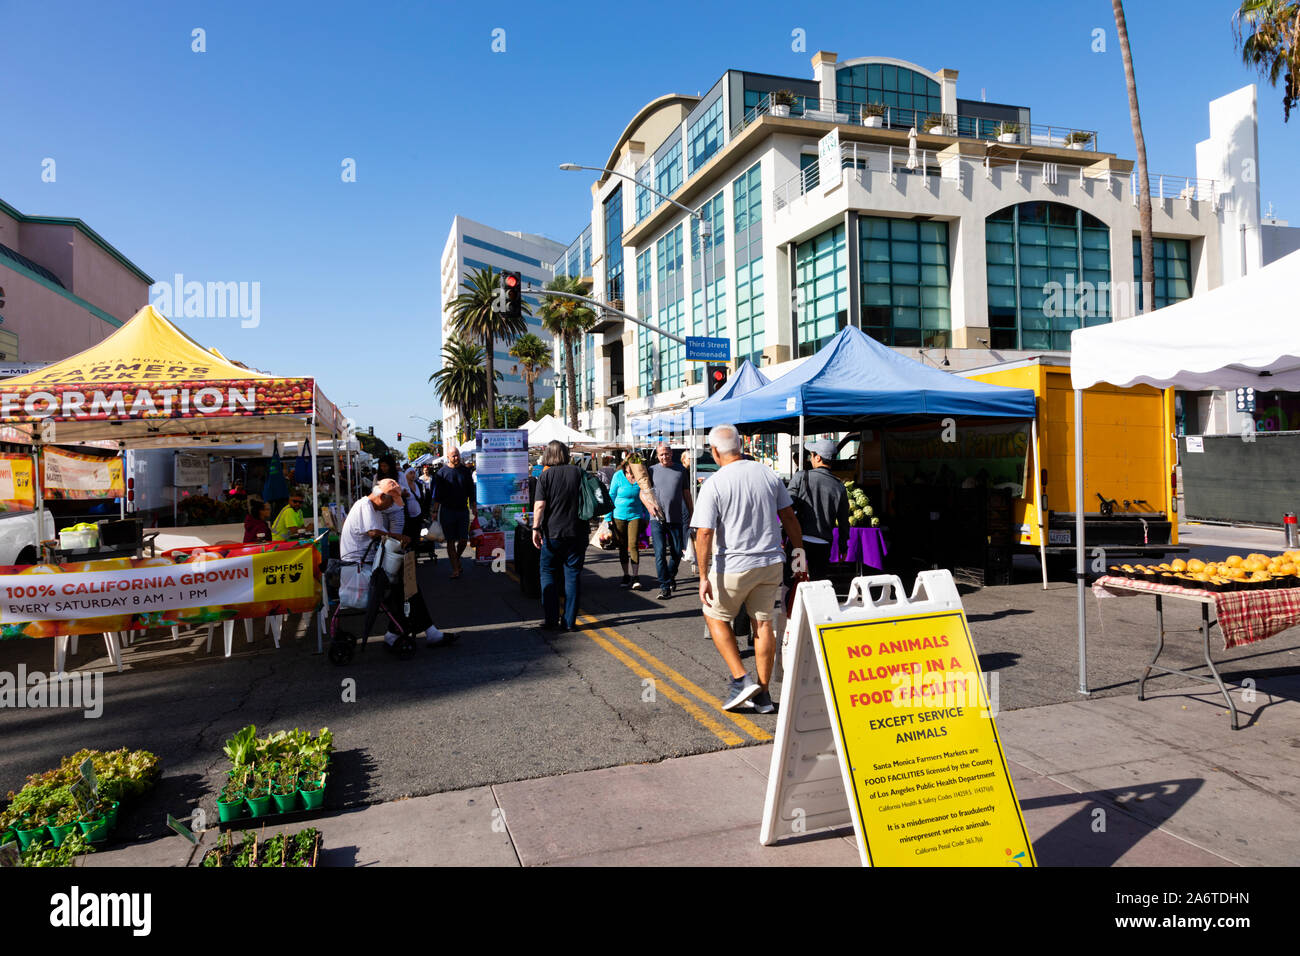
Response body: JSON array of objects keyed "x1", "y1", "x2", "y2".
[{"x1": 760, "y1": 571, "x2": 1035, "y2": 866}]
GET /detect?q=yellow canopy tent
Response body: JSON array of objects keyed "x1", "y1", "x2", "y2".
[{"x1": 0, "y1": 304, "x2": 348, "y2": 584}]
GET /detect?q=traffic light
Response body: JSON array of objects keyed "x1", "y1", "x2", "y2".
[
  {"x1": 396, "y1": 432, "x2": 402, "y2": 442},
  {"x1": 706, "y1": 365, "x2": 728, "y2": 396},
  {"x1": 501, "y1": 270, "x2": 522, "y2": 319}
]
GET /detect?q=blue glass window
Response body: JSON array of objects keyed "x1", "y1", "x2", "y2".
[
  {"x1": 859, "y1": 217, "x2": 950, "y2": 347},
  {"x1": 655, "y1": 139, "x2": 683, "y2": 203},
  {"x1": 985, "y1": 202, "x2": 1111, "y2": 351},
  {"x1": 688, "y1": 97, "x2": 725, "y2": 175},
  {"x1": 733, "y1": 163, "x2": 764, "y2": 366},
  {"x1": 836, "y1": 63, "x2": 941, "y2": 130},
  {"x1": 691, "y1": 192, "x2": 726, "y2": 338},
  {"x1": 1133, "y1": 237, "x2": 1191, "y2": 311},
  {"x1": 795, "y1": 224, "x2": 848, "y2": 356},
  {"x1": 604, "y1": 187, "x2": 624, "y2": 303}
]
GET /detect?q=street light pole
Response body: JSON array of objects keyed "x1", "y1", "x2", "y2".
[{"x1": 560, "y1": 161, "x2": 714, "y2": 346}]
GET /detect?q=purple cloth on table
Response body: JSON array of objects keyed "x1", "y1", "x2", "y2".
[{"x1": 829, "y1": 527, "x2": 887, "y2": 567}]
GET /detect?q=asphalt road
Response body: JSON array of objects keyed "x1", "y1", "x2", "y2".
[{"x1": 2, "y1": 530, "x2": 1298, "y2": 844}]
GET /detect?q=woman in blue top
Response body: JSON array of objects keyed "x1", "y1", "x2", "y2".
[{"x1": 609, "y1": 458, "x2": 650, "y2": 589}]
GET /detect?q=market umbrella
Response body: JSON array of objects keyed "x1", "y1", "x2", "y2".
[{"x1": 907, "y1": 127, "x2": 919, "y2": 170}]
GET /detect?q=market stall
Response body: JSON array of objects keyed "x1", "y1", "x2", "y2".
[
  {"x1": 691, "y1": 327, "x2": 1037, "y2": 586},
  {"x1": 1069, "y1": 248, "x2": 1300, "y2": 695},
  {"x1": 0, "y1": 304, "x2": 347, "y2": 665}
]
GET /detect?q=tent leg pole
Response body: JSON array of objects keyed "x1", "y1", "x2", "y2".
[
  {"x1": 798, "y1": 414, "x2": 805, "y2": 481},
  {"x1": 119, "y1": 442, "x2": 126, "y2": 520},
  {"x1": 1074, "y1": 388, "x2": 1088, "y2": 695},
  {"x1": 310, "y1": 417, "x2": 322, "y2": 655},
  {"x1": 1031, "y1": 419, "x2": 1047, "y2": 590},
  {"x1": 331, "y1": 437, "x2": 340, "y2": 513},
  {"x1": 33, "y1": 440, "x2": 45, "y2": 563}
]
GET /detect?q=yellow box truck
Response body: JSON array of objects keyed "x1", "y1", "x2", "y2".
[{"x1": 963, "y1": 356, "x2": 1180, "y2": 575}]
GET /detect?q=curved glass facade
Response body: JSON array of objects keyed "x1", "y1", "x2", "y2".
[
  {"x1": 986, "y1": 202, "x2": 1110, "y2": 351},
  {"x1": 837, "y1": 63, "x2": 941, "y2": 127}
]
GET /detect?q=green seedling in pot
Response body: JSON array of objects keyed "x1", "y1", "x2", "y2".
[{"x1": 223, "y1": 725, "x2": 257, "y2": 766}]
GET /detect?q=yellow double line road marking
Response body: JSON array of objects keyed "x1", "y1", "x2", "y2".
[{"x1": 576, "y1": 614, "x2": 772, "y2": 746}]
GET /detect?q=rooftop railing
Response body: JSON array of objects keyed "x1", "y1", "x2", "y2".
[
  {"x1": 771, "y1": 142, "x2": 1219, "y2": 211},
  {"x1": 734, "y1": 92, "x2": 1099, "y2": 151}
]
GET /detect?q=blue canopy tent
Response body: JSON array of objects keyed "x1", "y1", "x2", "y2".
[
  {"x1": 696, "y1": 326, "x2": 1036, "y2": 432},
  {"x1": 692, "y1": 327, "x2": 1045, "y2": 584},
  {"x1": 632, "y1": 359, "x2": 771, "y2": 442}
]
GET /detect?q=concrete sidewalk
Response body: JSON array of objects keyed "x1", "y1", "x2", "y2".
[{"x1": 89, "y1": 674, "x2": 1299, "y2": 867}]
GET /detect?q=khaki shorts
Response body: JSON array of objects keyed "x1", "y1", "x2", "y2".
[{"x1": 703, "y1": 561, "x2": 784, "y2": 623}]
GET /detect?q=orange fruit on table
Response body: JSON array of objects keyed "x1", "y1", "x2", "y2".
[
  {"x1": 1225, "y1": 555, "x2": 1243, "y2": 567},
  {"x1": 1171, "y1": 559, "x2": 1187, "y2": 572},
  {"x1": 1187, "y1": 558, "x2": 1205, "y2": 572}
]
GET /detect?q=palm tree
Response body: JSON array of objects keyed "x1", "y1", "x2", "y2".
[
  {"x1": 444, "y1": 266, "x2": 530, "y2": 419},
  {"x1": 1235, "y1": 0, "x2": 1300, "y2": 120},
  {"x1": 536, "y1": 276, "x2": 598, "y2": 430},
  {"x1": 1113, "y1": 0, "x2": 1154, "y2": 314},
  {"x1": 508, "y1": 332, "x2": 552, "y2": 420},
  {"x1": 430, "y1": 339, "x2": 498, "y2": 443}
]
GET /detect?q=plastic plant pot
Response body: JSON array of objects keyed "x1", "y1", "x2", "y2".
[
  {"x1": 272, "y1": 790, "x2": 298, "y2": 814},
  {"x1": 299, "y1": 776, "x2": 326, "y2": 810},
  {"x1": 78, "y1": 815, "x2": 110, "y2": 843},
  {"x1": 216, "y1": 795, "x2": 246, "y2": 823},
  {"x1": 246, "y1": 794, "x2": 274, "y2": 818},
  {"x1": 16, "y1": 823, "x2": 49, "y2": 849},
  {"x1": 48, "y1": 821, "x2": 79, "y2": 847}
]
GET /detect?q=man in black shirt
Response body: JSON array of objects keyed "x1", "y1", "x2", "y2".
[
  {"x1": 531, "y1": 440, "x2": 587, "y2": 632},
  {"x1": 432, "y1": 446, "x2": 476, "y2": 579}
]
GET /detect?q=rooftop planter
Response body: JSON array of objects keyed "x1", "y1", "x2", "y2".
[
  {"x1": 771, "y1": 89, "x2": 796, "y2": 117},
  {"x1": 861, "y1": 103, "x2": 886, "y2": 127},
  {"x1": 996, "y1": 122, "x2": 1021, "y2": 144},
  {"x1": 1065, "y1": 130, "x2": 1094, "y2": 150}
]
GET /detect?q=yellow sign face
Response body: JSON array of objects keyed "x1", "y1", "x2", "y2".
[
  {"x1": 816, "y1": 610, "x2": 1035, "y2": 867},
  {"x1": 250, "y1": 548, "x2": 317, "y2": 604}
]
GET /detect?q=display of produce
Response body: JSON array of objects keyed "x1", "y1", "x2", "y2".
[
  {"x1": 201, "y1": 825, "x2": 321, "y2": 867},
  {"x1": 1108, "y1": 551, "x2": 1300, "y2": 591},
  {"x1": 843, "y1": 481, "x2": 881, "y2": 529},
  {"x1": 217, "y1": 725, "x2": 332, "y2": 823},
  {"x1": 0, "y1": 748, "x2": 161, "y2": 862}
]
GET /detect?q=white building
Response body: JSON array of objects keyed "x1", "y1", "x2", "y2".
[
  {"x1": 559, "y1": 52, "x2": 1249, "y2": 444},
  {"x1": 438, "y1": 215, "x2": 566, "y2": 442}
]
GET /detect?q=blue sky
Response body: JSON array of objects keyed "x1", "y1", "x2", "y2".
[{"x1": 3, "y1": 0, "x2": 1294, "y2": 452}]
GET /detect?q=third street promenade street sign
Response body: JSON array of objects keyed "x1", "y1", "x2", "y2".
[{"x1": 685, "y1": 336, "x2": 730, "y2": 362}]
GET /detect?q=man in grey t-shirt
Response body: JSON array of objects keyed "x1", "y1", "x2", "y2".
[
  {"x1": 691, "y1": 425, "x2": 805, "y2": 713},
  {"x1": 648, "y1": 443, "x2": 693, "y2": 600}
]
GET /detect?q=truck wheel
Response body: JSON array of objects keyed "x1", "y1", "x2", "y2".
[{"x1": 16, "y1": 547, "x2": 36, "y2": 566}]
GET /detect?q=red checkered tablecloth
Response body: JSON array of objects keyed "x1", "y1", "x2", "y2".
[{"x1": 1093, "y1": 575, "x2": 1300, "y2": 649}]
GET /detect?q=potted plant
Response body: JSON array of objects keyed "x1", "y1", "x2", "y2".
[
  {"x1": 1065, "y1": 130, "x2": 1093, "y2": 150},
  {"x1": 996, "y1": 122, "x2": 1021, "y2": 144},
  {"x1": 77, "y1": 799, "x2": 110, "y2": 844},
  {"x1": 926, "y1": 114, "x2": 947, "y2": 135},
  {"x1": 216, "y1": 778, "x2": 246, "y2": 823},
  {"x1": 861, "y1": 102, "x2": 886, "y2": 128},
  {"x1": 771, "y1": 89, "x2": 796, "y2": 117},
  {"x1": 47, "y1": 800, "x2": 80, "y2": 847},
  {"x1": 245, "y1": 770, "x2": 273, "y2": 819},
  {"x1": 299, "y1": 771, "x2": 327, "y2": 811},
  {"x1": 272, "y1": 767, "x2": 299, "y2": 814}
]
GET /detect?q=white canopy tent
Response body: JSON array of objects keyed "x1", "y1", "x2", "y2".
[
  {"x1": 1069, "y1": 247, "x2": 1300, "y2": 692},
  {"x1": 523, "y1": 414, "x2": 601, "y2": 448}
]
